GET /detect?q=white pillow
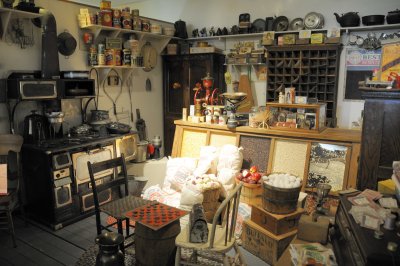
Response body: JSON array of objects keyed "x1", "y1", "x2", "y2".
[
  {"x1": 217, "y1": 145, "x2": 243, "y2": 173},
  {"x1": 164, "y1": 157, "x2": 197, "y2": 192},
  {"x1": 193, "y1": 146, "x2": 219, "y2": 176}
]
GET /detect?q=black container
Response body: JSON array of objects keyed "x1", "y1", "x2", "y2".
[
  {"x1": 265, "y1": 17, "x2": 274, "y2": 31},
  {"x1": 387, "y1": 9, "x2": 400, "y2": 24},
  {"x1": 362, "y1": 15, "x2": 385, "y2": 26},
  {"x1": 23, "y1": 111, "x2": 49, "y2": 144},
  {"x1": 95, "y1": 232, "x2": 125, "y2": 266},
  {"x1": 174, "y1": 20, "x2": 188, "y2": 39}
]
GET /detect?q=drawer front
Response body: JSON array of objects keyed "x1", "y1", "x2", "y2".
[{"x1": 336, "y1": 206, "x2": 365, "y2": 266}]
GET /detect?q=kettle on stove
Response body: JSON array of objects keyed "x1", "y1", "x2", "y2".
[{"x1": 23, "y1": 110, "x2": 49, "y2": 144}]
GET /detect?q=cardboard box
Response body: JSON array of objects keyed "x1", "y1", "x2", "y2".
[
  {"x1": 242, "y1": 220, "x2": 297, "y2": 265},
  {"x1": 251, "y1": 205, "x2": 304, "y2": 235}
]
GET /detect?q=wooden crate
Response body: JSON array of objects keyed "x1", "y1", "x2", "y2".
[
  {"x1": 251, "y1": 205, "x2": 304, "y2": 235},
  {"x1": 242, "y1": 220, "x2": 297, "y2": 265}
]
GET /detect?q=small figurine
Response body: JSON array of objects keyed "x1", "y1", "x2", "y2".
[
  {"x1": 209, "y1": 27, "x2": 215, "y2": 36},
  {"x1": 192, "y1": 28, "x2": 199, "y2": 38},
  {"x1": 200, "y1": 27, "x2": 207, "y2": 37},
  {"x1": 222, "y1": 27, "x2": 229, "y2": 35},
  {"x1": 231, "y1": 25, "x2": 239, "y2": 35},
  {"x1": 216, "y1": 27, "x2": 222, "y2": 36}
]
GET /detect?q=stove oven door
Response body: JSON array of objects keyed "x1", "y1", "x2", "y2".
[
  {"x1": 115, "y1": 133, "x2": 139, "y2": 162},
  {"x1": 53, "y1": 172, "x2": 73, "y2": 208},
  {"x1": 72, "y1": 145, "x2": 114, "y2": 188}
]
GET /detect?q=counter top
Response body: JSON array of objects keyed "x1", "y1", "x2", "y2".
[{"x1": 174, "y1": 120, "x2": 361, "y2": 143}]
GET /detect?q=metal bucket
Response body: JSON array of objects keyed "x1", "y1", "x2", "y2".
[
  {"x1": 128, "y1": 176, "x2": 148, "y2": 197},
  {"x1": 134, "y1": 141, "x2": 148, "y2": 163}
]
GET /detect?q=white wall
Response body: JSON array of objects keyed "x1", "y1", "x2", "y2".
[
  {"x1": 0, "y1": 0, "x2": 164, "y2": 150},
  {"x1": 121, "y1": 0, "x2": 399, "y2": 128}
]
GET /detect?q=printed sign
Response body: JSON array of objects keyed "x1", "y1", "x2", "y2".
[{"x1": 346, "y1": 49, "x2": 381, "y2": 71}]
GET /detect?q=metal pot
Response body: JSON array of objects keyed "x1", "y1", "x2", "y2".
[
  {"x1": 334, "y1": 12, "x2": 360, "y2": 27},
  {"x1": 362, "y1": 15, "x2": 385, "y2": 26},
  {"x1": 387, "y1": 9, "x2": 400, "y2": 24},
  {"x1": 91, "y1": 110, "x2": 109, "y2": 122},
  {"x1": 45, "y1": 112, "x2": 65, "y2": 124},
  {"x1": 57, "y1": 31, "x2": 77, "y2": 57},
  {"x1": 134, "y1": 141, "x2": 148, "y2": 163}
]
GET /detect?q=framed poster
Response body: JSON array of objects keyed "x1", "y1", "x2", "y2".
[
  {"x1": 344, "y1": 48, "x2": 381, "y2": 100},
  {"x1": 307, "y1": 143, "x2": 348, "y2": 192}
]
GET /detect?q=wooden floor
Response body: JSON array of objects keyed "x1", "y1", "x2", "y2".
[{"x1": 0, "y1": 213, "x2": 268, "y2": 266}]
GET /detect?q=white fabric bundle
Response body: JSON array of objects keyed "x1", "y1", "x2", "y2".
[
  {"x1": 263, "y1": 173, "x2": 302, "y2": 189},
  {"x1": 164, "y1": 157, "x2": 197, "y2": 192},
  {"x1": 193, "y1": 146, "x2": 219, "y2": 176},
  {"x1": 217, "y1": 145, "x2": 243, "y2": 173}
]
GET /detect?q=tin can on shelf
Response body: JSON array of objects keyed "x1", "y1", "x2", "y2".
[
  {"x1": 98, "y1": 43, "x2": 105, "y2": 54},
  {"x1": 121, "y1": 11, "x2": 132, "y2": 29},
  {"x1": 133, "y1": 16, "x2": 141, "y2": 31},
  {"x1": 88, "y1": 52, "x2": 98, "y2": 66},
  {"x1": 132, "y1": 9, "x2": 139, "y2": 16},
  {"x1": 96, "y1": 12, "x2": 102, "y2": 25},
  {"x1": 105, "y1": 49, "x2": 115, "y2": 65},
  {"x1": 100, "y1": 10, "x2": 112, "y2": 27},
  {"x1": 100, "y1": 0, "x2": 111, "y2": 10},
  {"x1": 123, "y1": 49, "x2": 131, "y2": 66},
  {"x1": 98, "y1": 53, "x2": 105, "y2": 65},
  {"x1": 115, "y1": 49, "x2": 122, "y2": 66},
  {"x1": 112, "y1": 9, "x2": 122, "y2": 28},
  {"x1": 142, "y1": 19, "x2": 150, "y2": 32}
]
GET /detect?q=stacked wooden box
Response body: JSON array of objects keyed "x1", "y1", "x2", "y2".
[{"x1": 242, "y1": 202, "x2": 304, "y2": 265}]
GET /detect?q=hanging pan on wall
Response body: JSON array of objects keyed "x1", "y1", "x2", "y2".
[{"x1": 57, "y1": 30, "x2": 77, "y2": 57}]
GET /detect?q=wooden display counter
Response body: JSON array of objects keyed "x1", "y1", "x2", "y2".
[{"x1": 172, "y1": 120, "x2": 361, "y2": 192}]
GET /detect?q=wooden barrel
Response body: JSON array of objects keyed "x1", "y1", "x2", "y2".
[
  {"x1": 135, "y1": 219, "x2": 181, "y2": 266},
  {"x1": 236, "y1": 178, "x2": 263, "y2": 205},
  {"x1": 262, "y1": 182, "x2": 301, "y2": 214}
]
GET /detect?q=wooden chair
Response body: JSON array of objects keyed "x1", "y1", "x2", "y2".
[
  {"x1": 0, "y1": 134, "x2": 23, "y2": 248},
  {"x1": 175, "y1": 182, "x2": 246, "y2": 266},
  {"x1": 87, "y1": 153, "x2": 150, "y2": 251}
]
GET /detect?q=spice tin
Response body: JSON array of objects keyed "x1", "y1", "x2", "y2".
[
  {"x1": 96, "y1": 12, "x2": 102, "y2": 25},
  {"x1": 100, "y1": 10, "x2": 112, "y2": 27},
  {"x1": 88, "y1": 53, "x2": 98, "y2": 66},
  {"x1": 122, "y1": 12, "x2": 132, "y2": 29},
  {"x1": 123, "y1": 49, "x2": 131, "y2": 66},
  {"x1": 142, "y1": 19, "x2": 150, "y2": 32},
  {"x1": 98, "y1": 43, "x2": 105, "y2": 54},
  {"x1": 89, "y1": 44, "x2": 97, "y2": 54},
  {"x1": 133, "y1": 16, "x2": 141, "y2": 31},
  {"x1": 115, "y1": 49, "x2": 122, "y2": 66},
  {"x1": 98, "y1": 54, "x2": 105, "y2": 65},
  {"x1": 105, "y1": 49, "x2": 115, "y2": 65},
  {"x1": 132, "y1": 9, "x2": 139, "y2": 16},
  {"x1": 100, "y1": 0, "x2": 111, "y2": 10},
  {"x1": 112, "y1": 9, "x2": 122, "y2": 28}
]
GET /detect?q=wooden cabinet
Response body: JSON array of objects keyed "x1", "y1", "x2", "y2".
[
  {"x1": 265, "y1": 44, "x2": 341, "y2": 127},
  {"x1": 357, "y1": 91, "x2": 400, "y2": 190},
  {"x1": 162, "y1": 53, "x2": 225, "y2": 155},
  {"x1": 332, "y1": 194, "x2": 400, "y2": 265}
]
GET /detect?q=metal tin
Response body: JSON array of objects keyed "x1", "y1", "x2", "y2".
[
  {"x1": 89, "y1": 44, "x2": 97, "y2": 54},
  {"x1": 98, "y1": 54, "x2": 105, "y2": 65},
  {"x1": 112, "y1": 9, "x2": 122, "y2": 28},
  {"x1": 96, "y1": 12, "x2": 102, "y2": 25},
  {"x1": 133, "y1": 16, "x2": 141, "y2": 31},
  {"x1": 100, "y1": 0, "x2": 111, "y2": 10},
  {"x1": 142, "y1": 19, "x2": 150, "y2": 32},
  {"x1": 132, "y1": 9, "x2": 139, "y2": 16},
  {"x1": 88, "y1": 53, "x2": 98, "y2": 66},
  {"x1": 100, "y1": 10, "x2": 113, "y2": 27},
  {"x1": 123, "y1": 49, "x2": 131, "y2": 66},
  {"x1": 105, "y1": 49, "x2": 115, "y2": 65},
  {"x1": 122, "y1": 15, "x2": 132, "y2": 29},
  {"x1": 115, "y1": 49, "x2": 122, "y2": 66},
  {"x1": 98, "y1": 43, "x2": 105, "y2": 54}
]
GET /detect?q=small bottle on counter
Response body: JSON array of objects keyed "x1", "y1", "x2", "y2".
[{"x1": 249, "y1": 106, "x2": 259, "y2": 128}]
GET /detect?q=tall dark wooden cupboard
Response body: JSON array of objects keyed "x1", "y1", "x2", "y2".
[
  {"x1": 162, "y1": 53, "x2": 225, "y2": 156},
  {"x1": 357, "y1": 91, "x2": 400, "y2": 190}
]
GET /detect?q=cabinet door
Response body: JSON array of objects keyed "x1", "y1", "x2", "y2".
[
  {"x1": 163, "y1": 57, "x2": 189, "y2": 116},
  {"x1": 164, "y1": 115, "x2": 179, "y2": 156}
]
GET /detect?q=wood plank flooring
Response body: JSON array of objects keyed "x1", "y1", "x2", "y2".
[{"x1": 0, "y1": 213, "x2": 268, "y2": 266}]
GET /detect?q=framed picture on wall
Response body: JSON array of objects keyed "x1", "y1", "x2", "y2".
[{"x1": 307, "y1": 143, "x2": 348, "y2": 192}]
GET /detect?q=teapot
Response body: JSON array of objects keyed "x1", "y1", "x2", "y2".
[{"x1": 334, "y1": 12, "x2": 360, "y2": 27}]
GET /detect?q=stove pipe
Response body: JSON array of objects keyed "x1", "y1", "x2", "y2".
[{"x1": 37, "y1": 10, "x2": 60, "y2": 79}]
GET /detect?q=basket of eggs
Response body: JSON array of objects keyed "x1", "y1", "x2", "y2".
[{"x1": 235, "y1": 166, "x2": 263, "y2": 205}]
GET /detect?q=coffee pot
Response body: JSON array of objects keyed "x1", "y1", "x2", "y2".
[{"x1": 23, "y1": 110, "x2": 49, "y2": 144}]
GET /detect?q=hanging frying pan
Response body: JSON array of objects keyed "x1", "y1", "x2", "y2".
[
  {"x1": 57, "y1": 31, "x2": 77, "y2": 57},
  {"x1": 289, "y1": 18, "x2": 304, "y2": 30}
]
